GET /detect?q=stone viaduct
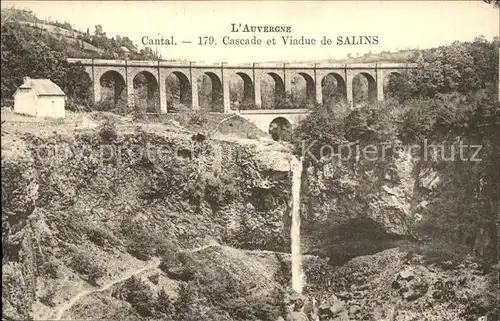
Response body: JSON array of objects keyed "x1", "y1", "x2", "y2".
[{"x1": 67, "y1": 58, "x2": 418, "y2": 132}]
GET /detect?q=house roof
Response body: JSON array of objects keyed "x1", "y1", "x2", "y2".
[
  {"x1": 120, "y1": 46, "x2": 130, "y2": 52},
  {"x1": 19, "y1": 78, "x2": 66, "y2": 96}
]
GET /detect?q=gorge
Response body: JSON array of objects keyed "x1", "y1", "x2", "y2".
[{"x1": 2, "y1": 106, "x2": 497, "y2": 321}]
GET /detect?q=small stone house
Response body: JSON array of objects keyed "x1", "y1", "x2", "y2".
[
  {"x1": 120, "y1": 46, "x2": 131, "y2": 59},
  {"x1": 14, "y1": 77, "x2": 66, "y2": 118}
]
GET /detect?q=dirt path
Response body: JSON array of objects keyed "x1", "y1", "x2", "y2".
[
  {"x1": 52, "y1": 259, "x2": 160, "y2": 320},
  {"x1": 51, "y1": 243, "x2": 218, "y2": 320}
]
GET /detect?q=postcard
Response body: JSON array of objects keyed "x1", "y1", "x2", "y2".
[{"x1": 1, "y1": 1, "x2": 499, "y2": 321}]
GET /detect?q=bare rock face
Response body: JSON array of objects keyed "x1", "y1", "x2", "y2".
[
  {"x1": 318, "y1": 294, "x2": 346, "y2": 317},
  {"x1": 287, "y1": 311, "x2": 310, "y2": 321},
  {"x1": 392, "y1": 267, "x2": 429, "y2": 301},
  {"x1": 419, "y1": 168, "x2": 441, "y2": 191},
  {"x1": 250, "y1": 139, "x2": 294, "y2": 173},
  {"x1": 301, "y1": 150, "x2": 432, "y2": 259},
  {"x1": 283, "y1": 292, "x2": 349, "y2": 321},
  {"x1": 2, "y1": 158, "x2": 39, "y2": 320}
]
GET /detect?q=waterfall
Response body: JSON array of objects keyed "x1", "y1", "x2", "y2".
[{"x1": 290, "y1": 156, "x2": 304, "y2": 293}]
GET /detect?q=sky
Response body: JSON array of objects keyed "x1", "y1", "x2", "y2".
[{"x1": 4, "y1": 1, "x2": 499, "y2": 63}]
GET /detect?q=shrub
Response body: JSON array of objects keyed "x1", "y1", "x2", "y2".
[
  {"x1": 156, "y1": 239, "x2": 178, "y2": 258},
  {"x1": 148, "y1": 273, "x2": 159, "y2": 285},
  {"x1": 247, "y1": 132, "x2": 258, "y2": 139},
  {"x1": 69, "y1": 250, "x2": 106, "y2": 285},
  {"x1": 195, "y1": 269, "x2": 248, "y2": 305},
  {"x1": 2, "y1": 98, "x2": 14, "y2": 107},
  {"x1": 38, "y1": 259, "x2": 59, "y2": 279},
  {"x1": 120, "y1": 218, "x2": 157, "y2": 260},
  {"x1": 274, "y1": 253, "x2": 291, "y2": 286},
  {"x1": 204, "y1": 172, "x2": 240, "y2": 210},
  {"x1": 67, "y1": 97, "x2": 94, "y2": 112},
  {"x1": 187, "y1": 110, "x2": 209, "y2": 126},
  {"x1": 170, "y1": 102, "x2": 190, "y2": 113},
  {"x1": 155, "y1": 287, "x2": 176, "y2": 316},
  {"x1": 175, "y1": 282, "x2": 199, "y2": 313},
  {"x1": 95, "y1": 100, "x2": 114, "y2": 111},
  {"x1": 97, "y1": 117, "x2": 118, "y2": 143},
  {"x1": 159, "y1": 252, "x2": 197, "y2": 282},
  {"x1": 182, "y1": 173, "x2": 206, "y2": 211},
  {"x1": 86, "y1": 225, "x2": 121, "y2": 249},
  {"x1": 113, "y1": 99, "x2": 129, "y2": 115},
  {"x1": 126, "y1": 236, "x2": 156, "y2": 261},
  {"x1": 65, "y1": 99, "x2": 77, "y2": 112},
  {"x1": 120, "y1": 218, "x2": 178, "y2": 260},
  {"x1": 120, "y1": 276, "x2": 155, "y2": 317},
  {"x1": 133, "y1": 107, "x2": 147, "y2": 121},
  {"x1": 229, "y1": 296, "x2": 283, "y2": 321},
  {"x1": 416, "y1": 241, "x2": 471, "y2": 267},
  {"x1": 39, "y1": 286, "x2": 56, "y2": 307}
]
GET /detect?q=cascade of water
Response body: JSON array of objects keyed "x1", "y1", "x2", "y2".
[{"x1": 290, "y1": 156, "x2": 304, "y2": 293}]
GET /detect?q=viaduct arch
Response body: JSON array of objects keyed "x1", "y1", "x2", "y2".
[{"x1": 165, "y1": 71, "x2": 191, "y2": 112}]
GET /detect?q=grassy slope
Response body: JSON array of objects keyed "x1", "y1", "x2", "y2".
[{"x1": 18, "y1": 21, "x2": 104, "y2": 54}]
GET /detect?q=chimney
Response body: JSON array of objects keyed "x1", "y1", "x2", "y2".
[{"x1": 23, "y1": 77, "x2": 31, "y2": 85}]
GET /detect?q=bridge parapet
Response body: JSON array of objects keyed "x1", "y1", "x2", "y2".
[
  {"x1": 253, "y1": 62, "x2": 286, "y2": 69},
  {"x1": 315, "y1": 63, "x2": 346, "y2": 69},
  {"x1": 66, "y1": 58, "x2": 419, "y2": 70},
  {"x1": 376, "y1": 62, "x2": 418, "y2": 69},
  {"x1": 67, "y1": 58, "x2": 93, "y2": 65},
  {"x1": 158, "y1": 61, "x2": 191, "y2": 68},
  {"x1": 127, "y1": 60, "x2": 158, "y2": 67},
  {"x1": 237, "y1": 108, "x2": 310, "y2": 115},
  {"x1": 191, "y1": 61, "x2": 222, "y2": 68},
  {"x1": 92, "y1": 59, "x2": 126, "y2": 66},
  {"x1": 348, "y1": 63, "x2": 378, "y2": 69},
  {"x1": 223, "y1": 62, "x2": 253, "y2": 69},
  {"x1": 285, "y1": 62, "x2": 316, "y2": 69}
]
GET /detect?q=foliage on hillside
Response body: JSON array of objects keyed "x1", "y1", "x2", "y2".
[
  {"x1": 0, "y1": 8, "x2": 161, "y2": 106},
  {"x1": 387, "y1": 37, "x2": 500, "y2": 101},
  {"x1": 1, "y1": 8, "x2": 42, "y2": 23},
  {"x1": 0, "y1": 20, "x2": 92, "y2": 106},
  {"x1": 1, "y1": 8, "x2": 160, "y2": 60}
]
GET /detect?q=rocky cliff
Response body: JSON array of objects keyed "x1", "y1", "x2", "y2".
[{"x1": 1, "y1": 114, "x2": 297, "y2": 319}]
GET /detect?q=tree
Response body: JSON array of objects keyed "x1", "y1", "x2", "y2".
[
  {"x1": 61, "y1": 61, "x2": 92, "y2": 101},
  {"x1": 94, "y1": 24, "x2": 105, "y2": 37},
  {"x1": 1, "y1": 19, "x2": 92, "y2": 105},
  {"x1": 156, "y1": 288, "x2": 176, "y2": 316},
  {"x1": 121, "y1": 276, "x2": 155, "y2": 316},
  {"x1": 389, "y1": 38, "x2": 499, "y2": 102},
  {"x1": 175, "y1": 282, "x2": 199, "y2": 315},
  {"x1": 69, "y1": 250, "x2": 105, "y2": 285},
  {"x1": 483, "y1": 0, "x2": 500, "y2": 8}
]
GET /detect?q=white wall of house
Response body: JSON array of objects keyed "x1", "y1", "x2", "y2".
[
  {"x1": 14, "y1": 90, "x2": 65, "y2": 118},
  {"x1": 36, "y1": 96, "x2": 65, "y2": 118},
  {"x1": 13, "y1": 88, "x2": 37, "y2": 116}
]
